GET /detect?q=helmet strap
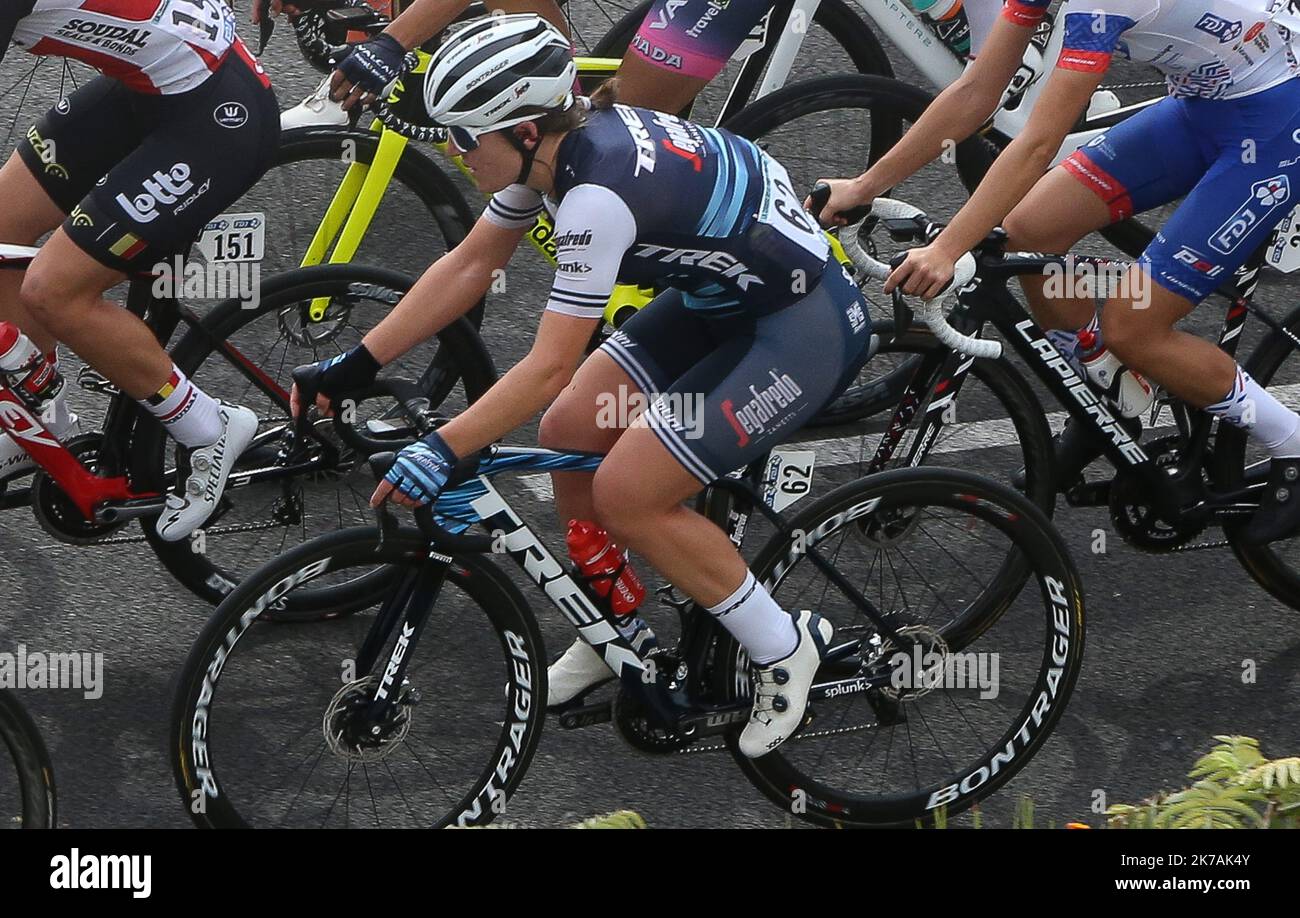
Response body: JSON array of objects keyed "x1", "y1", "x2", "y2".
[{"x1": 507, "y1": 129, "x2": 539, "y2": 186}]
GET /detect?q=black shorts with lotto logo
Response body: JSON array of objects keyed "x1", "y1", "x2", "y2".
[{"x1": 18, "y1": 45, "x2": 279, "y2": 273}]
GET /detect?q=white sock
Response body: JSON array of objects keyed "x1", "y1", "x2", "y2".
[
  {"x1": 706, "y1": 571, "x2": 798, "y2": 665},
  {"x1": 1205, "y1": 367, "x2": 1300, "y2": 457},
  {"x1": 138, "y1": 366, "x2": 222, "y2": 449}
]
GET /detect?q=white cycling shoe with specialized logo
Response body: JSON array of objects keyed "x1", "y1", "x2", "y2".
[
  {"x1": 739, "y1": 609, "x2": 834, "y2": 759},
  {"x1": 0, "y1": 401, "x2": 78, "y2": 483},
  {"x1": 155, "y1": 402, "x2": 257, "y2": 543}
]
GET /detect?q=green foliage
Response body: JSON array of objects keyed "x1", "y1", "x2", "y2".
[
  {"x1": 1106, "y1": 736, "x2": 1300, "y2": 829},
  {"x1": 570, "y1": 810, "x2": 647, "y2": 829}
]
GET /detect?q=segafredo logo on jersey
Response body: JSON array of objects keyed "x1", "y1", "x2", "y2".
[
  {"x1": 720, "y1": 369, "x2": 804, "y2": 447},
  {"x1": 632, "y1": 244, "x2": 762, "y2": 289},
  {"x1": 653, "y1": 112, "x2": 706, "y2": 170},
  {"x1": 617, "y1": 106, "x2": 657, "y2": 175},
  {"x1": 116, "y1": 163, "x2": 196, "y2": 224},
  {"x1": 1210, "y1": 175, "x2": 1290, "y2": 254},
  {"x1": 1194, "y1": 12, "x2": 1243, "y2": 43}
]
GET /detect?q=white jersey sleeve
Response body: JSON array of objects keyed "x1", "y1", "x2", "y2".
[
  {"x1": 543, "y1": 184, "x2": 637, "y2": 320},
  {"x1": 483, "y1": 183, "x2": 544, "y2": 229}
]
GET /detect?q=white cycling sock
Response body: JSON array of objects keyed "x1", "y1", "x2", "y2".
[
  {"x1": 706, "y1": 571, "x2": 798, "y2": 665},
  {"x1": 138, "y1": 365, "x2": 222, "y2": 449},
  {"x1": 1205, "y1": 367, "x2": 1300, "y2": 457}
]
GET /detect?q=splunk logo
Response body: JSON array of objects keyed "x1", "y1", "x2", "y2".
[{"x1": 721, "y1": 369, "x2": 803, "y2": 447}]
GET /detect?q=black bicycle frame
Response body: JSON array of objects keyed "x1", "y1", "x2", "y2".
[{"x1": 872, "y1": 243, "x2": 1273, "y2": 526}]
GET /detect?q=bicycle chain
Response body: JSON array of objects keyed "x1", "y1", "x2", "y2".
[
  {"x1": 675, "y1": 719, "x2": 880, "y2": 756},
  {"x1": 82, "y1": 519, "x2": 286, "y2": 546}
]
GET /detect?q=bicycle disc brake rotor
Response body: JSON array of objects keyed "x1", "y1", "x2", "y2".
[
  {"x1": 30, "y1": 433, "x2": 131, "y2": 544},
  {"x1": 322, "y1": 675, "x2": 415, "y2": 762},
  {"x1": 1108, "y1": 435, "x2": 1206, "y2": 551},
  {"x1": 279, "y1": 297, "x2": 354, "y2": 348},
  {"x1": 875, "y1": 625, "x2": 949, "y2": 702},
  {"x1": 852, "y1": 501, "x2": 922, "y2": 549}
]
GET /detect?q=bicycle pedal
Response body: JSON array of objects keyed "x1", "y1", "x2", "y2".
[
  {"x1": 76, "y1": 366, "x2": 117, "y2": 395},
  {"x1": 555, "y1": 700, "x2": 613, "y2": 729},
  {"x1": 655, "y1": 584, "x2": 693, "y2": 613}
]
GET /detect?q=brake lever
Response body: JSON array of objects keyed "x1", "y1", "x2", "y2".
[
  {"x1": 257, "y1": 0, "x2": 275, "y2": 53},
  {"x1": 808, "y1": 181, "x2": 872, "y2": 227}
]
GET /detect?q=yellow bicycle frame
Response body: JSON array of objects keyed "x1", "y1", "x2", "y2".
[{"x1": 300, "y1": 52, "x2": 853, "y2": 324}]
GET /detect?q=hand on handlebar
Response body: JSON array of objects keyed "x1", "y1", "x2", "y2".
[
  {"x1": 330, "y1": 32, "x2": 407, "y2": 111},
  {"x1": 289, "y1": 346, "x2": 382, "y2": 420},
  {"x1": 884, "y1": 243, "x2": 959, "y2": 301},
  {"x1": 805, "y1": 177, "x2": 875, "y2": 228},
  {"x1": 370, "y1": 430, "x2": 457, "y2": 509},
  {"x1": 252, "y1": 1, "x2": 300, "y2": 25}
]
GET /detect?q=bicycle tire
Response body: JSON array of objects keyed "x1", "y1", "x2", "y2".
[
  {"x1": 717, "y1": 467, "x2": 1085, "y2": 827},
  {"x1": 1215, "y1": 303, "x2": 1300, "y2": 610},
  {"x1": 0, "y1": 689, "x2": 56, "y2": 829},
  {"x1": 132, "y1": 264, "x2": 497, "y2": 609},
  {"x1": 170, "y1": 525, "x2": 547, "y2": 828},
  {"x1": 837, "y1": 319, "x2": 1057, "y2": 514}
]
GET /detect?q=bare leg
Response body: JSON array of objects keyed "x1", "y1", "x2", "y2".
[
  {"x1": 0, "y1": 152, "x2": 71, "y2": 351},
  {"x1": 1003, "y1": 166, "x2": 1115, "y2": 332},
  {"x1": 20, "y1": 230, "x2": 172, "y2": 398}
]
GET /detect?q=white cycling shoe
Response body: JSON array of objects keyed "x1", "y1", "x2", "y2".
[
  {"x1": 155, "y1": 403, "x2": 258, "y2": 543},
  {"x1": 739, "y1": 609, "x2": 834, "y2": 759},
  {"x1": 547, "y1": 621, "x2": 657, "y2": 708},
  {"x1": 0, "y1": 405, "x2": 78, "y2": 483}
]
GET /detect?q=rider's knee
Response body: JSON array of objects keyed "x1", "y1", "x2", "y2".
[
  {"x1": 590, "y1": 465, "x2": 643, "y2": 547},
  {"x1": 1099, "y1": 301, "x2": 1152, "y2": 369},
  {"x1": 1004, "y1": 205, "x2": 1072, "y2": 253},
  {"x1": 18, "y1": 260, "x2": 75, "y2": 331}
]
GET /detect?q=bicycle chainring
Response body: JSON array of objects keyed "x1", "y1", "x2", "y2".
[
  {"x1": 611, "y1": 656, "x2": 690, "y2": 755},
  {"x1": 1108, "y1": 435, "x2": 1206, "y2": 551},
  {"x1": 30, "y1": 434, "x2": 131, "y2": 544}
]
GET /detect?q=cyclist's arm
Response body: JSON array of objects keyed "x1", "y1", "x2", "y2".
[
  {"x1": 889, "y1": 64, "x2": 1104, "y2": 296},
  {"x1": 0, "y1": 3, "x2": 34, "y2": 59},
  {"x1": 810, "y1": 5, "x2": 1042, "y2": 225},
  {"x1": 434, "y1": 184, "x2": 637, "y2": 458},
  {"x1": 384, "y1": 0, "x2": 568, "y2": 50},
  {"x1": 360, "y1": 215, "x2": 528, "y2": 364}
]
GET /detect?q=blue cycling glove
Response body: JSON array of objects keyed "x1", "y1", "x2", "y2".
[
  {"x1": 385, "y1": 429, "x2": 458, "y2": 506},
  {"x1": 333, "y1": 32, "x2": 407, "y2": 96}
]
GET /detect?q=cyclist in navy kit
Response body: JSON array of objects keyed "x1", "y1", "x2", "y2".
[
  {"x1": 817, "y1": 0, "x2": 1300, "y2": 545},
  {"x1": 0, "y1": 1, "x2": 280, "y2": 540},
  {"x1": 294, "y1": 14, "x2": 873, "y2": 757}
]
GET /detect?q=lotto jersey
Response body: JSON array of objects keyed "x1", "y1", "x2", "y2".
[
  {"x1": 1005, "y1": 0, "x2": 1299, "y2": 99},
  {"x1": 1, "y1": 0, "x2": 239, "y2": 95},
  {"x1": 484, "y1": 104, "x2": 831, "y2": 320}
]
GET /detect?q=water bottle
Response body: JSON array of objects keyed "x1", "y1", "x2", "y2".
[
  {"x1": 0, "y1": 322, "x2": 63, "y2": 410},
  {"x1": 1076, "y1": 327, "x2": 1154, "y2": 418},
  {"x1": 567, "y1": 520, "x2": 646, "y2": 616},
  {"x1": 912, "y1": 0, "x2": 971, "y2": 59}
]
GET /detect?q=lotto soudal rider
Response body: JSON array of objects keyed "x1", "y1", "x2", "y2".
[
  {"x1": 296, "y1": 14, "x2": 872, "y2": 757},
  {"x1": 0, "y1": 1, "x2": 280, "y2": 540}
]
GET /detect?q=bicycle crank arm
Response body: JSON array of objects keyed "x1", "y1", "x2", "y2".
[
  {"x1": 94, "y1": 496, "x2": 167, "y2": 524},
  {"x1": 555, "y1": 700, "x2": 613, "y2": 730}
]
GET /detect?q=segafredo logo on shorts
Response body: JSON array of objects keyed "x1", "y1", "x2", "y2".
[
  {"x1": 1194, "y1": 12, "x2": 1242, "y2": 43},
  {"x1": 1210, "y1": 175, "x2": 1290, "y2": 254},
  {"x1": 213, "y1": 102, "x2": 248, "y2": 128},
  {"x1": 720, "y1": 369, "x2": 803, "y2": 447},
  {"x1": 116, "y1": 163, "x2": 196, "y2": 224}
]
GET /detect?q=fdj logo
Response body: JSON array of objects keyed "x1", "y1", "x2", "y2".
[
  {"x1": 116, "y1": 163, "x2": 195, "y2": 224},
  {"x1": 1194, "y1": 12, "x2": 1242, "y2": 43},
  {"x1": 1210, "y1": 176, "x2": 1290, "y2": 255}
]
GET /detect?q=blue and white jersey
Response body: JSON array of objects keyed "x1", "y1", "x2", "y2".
[
  {"x1": 483, "y1": 103, "x2": 830, "y2": 319},
  {"x1": 1014, "y1": 0, "x2": 1300, "y2": 100}
]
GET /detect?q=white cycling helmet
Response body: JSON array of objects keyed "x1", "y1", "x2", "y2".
[{"x1": 423, "y1": 13, "x2": 577, "y2": 141}]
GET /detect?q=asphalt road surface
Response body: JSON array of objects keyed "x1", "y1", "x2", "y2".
[{"x1": 1, "y1": 5, "x2": 1298, "y2": 829}]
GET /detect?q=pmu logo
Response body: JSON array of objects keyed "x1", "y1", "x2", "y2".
[
  {"x1": 116, "y1": 164, "x2": 195, "y2": 224},
  {"x1": 1194, "y1": 12, "x2": 1242, "y2": 43},
  {"x1": 1210, "y1": 176, "x2": 1289, "y2": 255},
  {"x1": 1172, "y1": 247, "x2": 1224, "y2": 278}
]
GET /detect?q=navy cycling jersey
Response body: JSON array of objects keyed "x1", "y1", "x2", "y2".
[{"x1": 483, "y1": 103, "x2": 831, "y2": 320}]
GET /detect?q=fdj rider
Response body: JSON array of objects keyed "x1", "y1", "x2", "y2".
[
  {"x1": 297, "y1": 14, "x2": 874, "y2": 756},
  {"x1": 817, "y1": 0, "x2": 1300, "y2": 544},
  {"x1": 0, "y1": 1, "x2": 279, "y2": 539}
]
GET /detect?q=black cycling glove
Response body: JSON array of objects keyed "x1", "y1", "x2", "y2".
[
  {"x1": 312, "y1": 344, "x2": 381, "y2": 408},
  {"x1": 333, "y1": 32, "x2": 407, "y2": 97}
]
